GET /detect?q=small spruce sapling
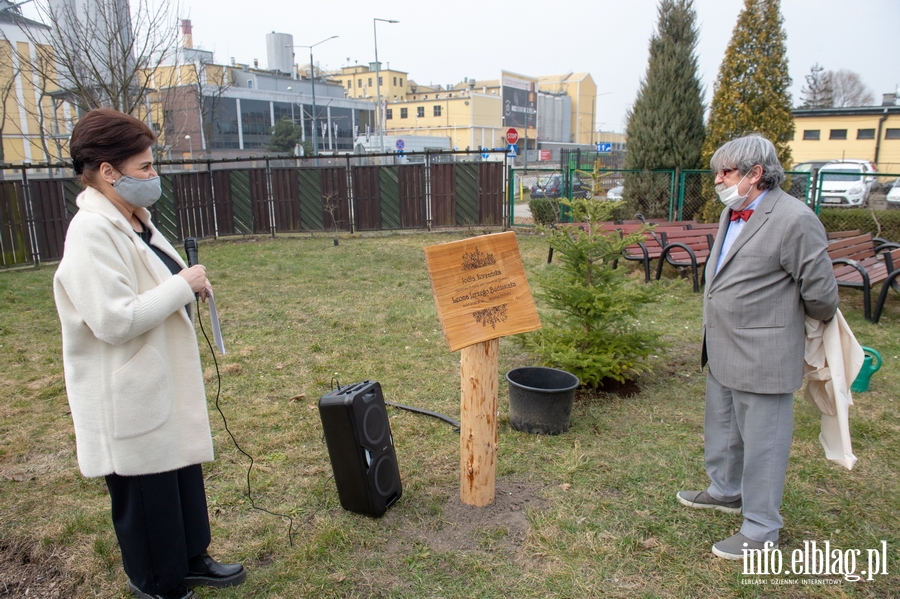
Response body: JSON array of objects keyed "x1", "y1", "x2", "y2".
[{"x1": 519, "y1": 197, "x2": 663, "y2": 387}]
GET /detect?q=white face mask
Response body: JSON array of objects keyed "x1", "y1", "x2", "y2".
[{"x1": 715, "y1": 172, "x2": 750, "y2": 210}]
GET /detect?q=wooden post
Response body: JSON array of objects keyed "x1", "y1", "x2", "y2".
[
  {"x1": 424, "y1": 232, "x2": 541, "y2": 507},
  {"x1": 460, "y1": 338, "x2": 499, "y2": 506}
]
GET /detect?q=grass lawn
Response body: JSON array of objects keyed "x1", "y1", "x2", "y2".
[{"x1": 1, "y1": 230, "x2": 898, "y2": 598}]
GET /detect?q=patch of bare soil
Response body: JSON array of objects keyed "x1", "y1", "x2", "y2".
[
  {"x1": 393, "y1": 478, "x2": 548, "y2": 558},
  {"x1": 574, "y1": 378, "x2": 641, "y2": 401},
  {"x1": 0, "y1": 540, "x2": 80, "y2": 598}
]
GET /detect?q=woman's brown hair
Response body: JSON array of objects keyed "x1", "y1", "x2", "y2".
[{"x1": 69, "y1": 108, "x2": 156, "y2": 185}]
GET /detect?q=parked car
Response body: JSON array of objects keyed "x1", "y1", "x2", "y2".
[
  {"x1": 606, "y1": 184, "x2": 624, "y2": 200},
  {"x1": 789, "y1": 161, "x2": 833, "y2": 202},
  {"x1": 887, "y1": 178, "x2": 900, "y2": 208},
  {"x1": 530, "y1": 174, "x2": 592, "y2": 199},
  {"x1": 817, "y1": 161, "x2": 878, "y2": 207},
  {"x1": 792, "y1": 160, "x2": 832, "y2": 174}
]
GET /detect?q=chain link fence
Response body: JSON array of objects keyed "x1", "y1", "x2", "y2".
[{"x1": 508, "y1": 165, "x2": 899, "y2": 240}]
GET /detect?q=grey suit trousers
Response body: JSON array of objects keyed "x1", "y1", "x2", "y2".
[{"x1": 704, "y1": 369, "x2": 794, "y2": 543}]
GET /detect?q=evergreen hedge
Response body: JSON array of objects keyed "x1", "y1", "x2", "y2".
[{"x1": 819, "y1": 208, "x2": 900, "y2": 243}]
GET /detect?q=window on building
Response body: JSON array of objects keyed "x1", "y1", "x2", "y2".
[
  {"x1": 346, "y1": 80, "x2": 352, "y2": 89},
  {"x1": 433, "y1": 105, "x2": 442, "y2": 117},
  {"x1": 857, "y1": 128, "x2": 875, "y2": 140},
  {"x1": 886, "y1": 128, "x2": 900, "y2": 139},
  {"x1": 417, "y1": 106, "x2": 424, "y2": 118},
  {"x1": 829, "y1": 129, "x2": 847, "y2": 140},
  {"x1": 386, "y1": 109, "x2": 393, "y2": 120},
  {"x1": 368, "y1": 77, "x2": 372, "y2": 86},
  {"x1": 802, "y1": 130, "x2": 820, "y2": 140},
  {"x1": 378, "y1": 76, "x2": 383, "y2": 86},
  {"x1": 399, "y1": 78, "x2": 403, "y2": 87},
  {"x1": 247, "y1": 80, "x2": 254, "y2": 89},
  {"x1": 400, "y1": 107, "x2": 408, "y2": 119},
  {"x1": 393, "y1": 77, "x2": 397, "y2": 86}
]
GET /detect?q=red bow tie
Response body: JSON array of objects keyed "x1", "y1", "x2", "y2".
[{"x1": 730, "y1": 209, "x2": 754, "y2": 222}]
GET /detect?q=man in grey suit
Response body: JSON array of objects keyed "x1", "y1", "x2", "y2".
[{"x1": 677, "y1": 134, "x2": 839, "y2": 560}]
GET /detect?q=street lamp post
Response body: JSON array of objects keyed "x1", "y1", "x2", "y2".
[
  {"x1": 288, "y1": 35, "x2": 338, "y2": 156},
  {"x1": 373, "y1": 18, "x2": 398, "y2": 154},
  {"x1": 185, "y1": 135, "x2": 192, "y2": 159}
]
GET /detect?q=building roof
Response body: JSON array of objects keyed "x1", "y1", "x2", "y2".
[
  {"x1": 0, "y1": 3, "x2": 49, "y2": 29},
  {"x1": 793, "y1": 105, "x2": 900, "y2": 117},
  {"x1": 539, "y1": 73, "x2": 593, "y2": 84}
]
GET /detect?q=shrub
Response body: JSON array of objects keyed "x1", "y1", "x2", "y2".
[
  {"x1": 818, "y1": 208, "x2": 900, "y2": 243},
  {"x1": 529, "y1": 197, "x2": 560, "y2": 227},
  {"x1": 518, "y1": 198, "x2": 663, "y2": 387}
]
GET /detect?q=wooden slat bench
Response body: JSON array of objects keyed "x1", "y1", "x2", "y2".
[
  {"x1": 827, "y1": 233, "x2": 900, "y2": 322},
  {"x1": 655, "y1": 229, "x2": 716, "y2": 292},
  {"x1": 616, "y1": 223, "x2": 694, "y2": 283},
  {"x1": 827, "y1": 229, "x2": 861, "y2": 241}
]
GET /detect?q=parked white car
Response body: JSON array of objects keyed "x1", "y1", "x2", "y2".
[
  {"x1": 817, "y1": 161, "x2": 878, "y2": 207},
  {"x1": 887, "y1": 178, "x2": 900, "y2": 208},
  {"x1": 606, "y1": 185, "x2": 624, "y2": 200}
]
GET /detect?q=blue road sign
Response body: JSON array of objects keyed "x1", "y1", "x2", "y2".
[
  {"x1": 396, "y1": 139, "x2": 405, "y2": 150},
  {"x1": 507, "y1": 143, "x2": 517, "y2": 157},
  {"x1": 596, "y1": 142, "x2": 611, "y2": 153},
  {"x1": 481, "y1": 149, "x2": 490, "y2": 160}
]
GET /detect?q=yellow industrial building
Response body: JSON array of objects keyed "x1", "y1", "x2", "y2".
[
  {"x1": 0, "y1": 10, "x2": 70, "y2": 165},
  {"x1": 790, "y1": 102, "x2": 900, "y2": 173},
  {"x1": 331, "y1": 64, "x2": 598, "y2": 154}
]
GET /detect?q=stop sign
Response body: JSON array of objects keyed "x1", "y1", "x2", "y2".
[{"x1": 506, "y1": 128, "x2": 519, "y2": 145}]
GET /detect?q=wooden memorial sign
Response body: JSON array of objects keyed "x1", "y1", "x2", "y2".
[
  {"x1": 425, "y1": 231, "x2": 541, "y2": 506},
  {"x1": 424, "y1": 231, "x2": 541, "y2": 352}
]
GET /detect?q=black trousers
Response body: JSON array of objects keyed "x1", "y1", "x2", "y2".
[{"x1": 105, "y1": 464, "x2": 211, "y2": 593}]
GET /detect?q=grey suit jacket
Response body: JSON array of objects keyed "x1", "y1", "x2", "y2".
[{"x1": 702, "y1": 187, "x2": 839, "y2": 394}]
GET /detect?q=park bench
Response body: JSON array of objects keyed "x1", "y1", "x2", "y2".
[
  {"x1": 827, "y1": 229, "x2": 861, "y2": 241},
  {"x1": 827, "y1": 233, "x2": 900, "y2": 322},
  {"x1": 548, "y1": 221, "x2": 676, "y2": 278},
  {"x1": 655, "y1": 229, "x2": 716, "y2": 292},
  {"x1": 616, "y1": 222, "x2": 695, "y2": 283}
]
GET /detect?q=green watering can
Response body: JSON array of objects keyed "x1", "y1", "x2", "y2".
[{"x1": 851, "y1": 347, "x2": 882, "y2": 393}]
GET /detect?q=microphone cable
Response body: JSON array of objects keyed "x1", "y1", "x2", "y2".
[{"x1": 195, "y1": 298, "x2": 314, "y2": 547}]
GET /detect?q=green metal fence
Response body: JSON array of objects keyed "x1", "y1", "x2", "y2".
[{"x1": 507, "y1": 166, "x2": 860, "y2": 227}]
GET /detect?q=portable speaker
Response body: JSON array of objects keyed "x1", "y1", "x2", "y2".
[{"x1": 318, "y1": 381, "x2": 402, "y2": 517}]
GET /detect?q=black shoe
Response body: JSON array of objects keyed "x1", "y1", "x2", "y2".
[
  {"x1": 127, "y1": 580, "x2": 196, "y2": 599},
  {"x1": 184, "y1": 551, "x2": 247, "y2": 589}
]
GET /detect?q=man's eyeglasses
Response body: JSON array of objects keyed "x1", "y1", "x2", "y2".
[{"x1": 718, "y1": 167, "x2": 737, "y2": 177}]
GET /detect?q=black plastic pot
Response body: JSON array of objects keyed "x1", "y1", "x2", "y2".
[{"x1": 506, "y1": 367, "x2": 579, "y2": 435}]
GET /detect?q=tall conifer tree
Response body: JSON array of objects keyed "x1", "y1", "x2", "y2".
[
  {"x1": 699, "y1": 0, "x2": 794, "y2": 221},
  {"x1": 624, "y1": 0, "x2": 705, "y2": 218}
]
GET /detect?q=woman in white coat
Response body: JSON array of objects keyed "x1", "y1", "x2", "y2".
[{"x1": 54, "y1": 109, "x2": 245, "y2": 599}]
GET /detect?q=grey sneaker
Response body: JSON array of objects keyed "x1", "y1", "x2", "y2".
[
  {"x1": 676, "y1": 490, "x2": 742, "y2": 514},
  {"x1": 712, "y1": 532, "x2": 778, "y2": 560}
]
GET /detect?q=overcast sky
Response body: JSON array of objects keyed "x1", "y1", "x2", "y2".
[{"x1": 27, "y1": 0, "x2": 900, "y2": 132}]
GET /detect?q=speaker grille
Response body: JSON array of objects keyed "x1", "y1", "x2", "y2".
[
  {"x1": 373, "y1": 453, "x2": 398, "y2": 497},
  {"x1": 363, "y1": 401, "x2": 386, "y2": 446}
]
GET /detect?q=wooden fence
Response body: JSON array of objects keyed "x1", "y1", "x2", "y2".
[{"x1": 1, "y1": 151, "x2": 508, "y2": 268}]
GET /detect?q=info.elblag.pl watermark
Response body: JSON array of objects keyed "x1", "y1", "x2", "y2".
[{"x1": 741, "y1": 540, "x2": 890, "y2": 585}]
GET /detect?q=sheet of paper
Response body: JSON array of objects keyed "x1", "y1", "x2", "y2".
[{"x1": 207, "y1": 290, "x2": 225, "y2": 354}]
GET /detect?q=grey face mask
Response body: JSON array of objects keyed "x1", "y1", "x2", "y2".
[{"x1": 113, "y1": 174, "x2": 162, "y2": 208}]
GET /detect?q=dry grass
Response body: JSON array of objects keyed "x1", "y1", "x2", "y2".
[{"x1": 1, "y1": 231, "x2": 898, "y2": 598}]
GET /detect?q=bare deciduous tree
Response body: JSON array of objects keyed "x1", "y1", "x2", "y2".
[
  {"x1": 827, "y1": 69, "x2": 875, "y2": 108},
  {"x1": 17, "y1": 0, "x2": 181, "y2": 115},
  {"x1": 800, "y1": 63, "x2": 834, "y2": 109},
  {"x1": 153, "y1": 49, "x2": 233, "y2": 159}
]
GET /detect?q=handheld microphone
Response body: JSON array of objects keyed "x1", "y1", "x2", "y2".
[{"x1": 184, "y1": 237, "x2": 199, "y2": 267}]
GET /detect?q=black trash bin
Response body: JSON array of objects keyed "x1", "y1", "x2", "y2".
[{"x1": 506, "y1": 367, "x2": 579, "y2": 435}]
